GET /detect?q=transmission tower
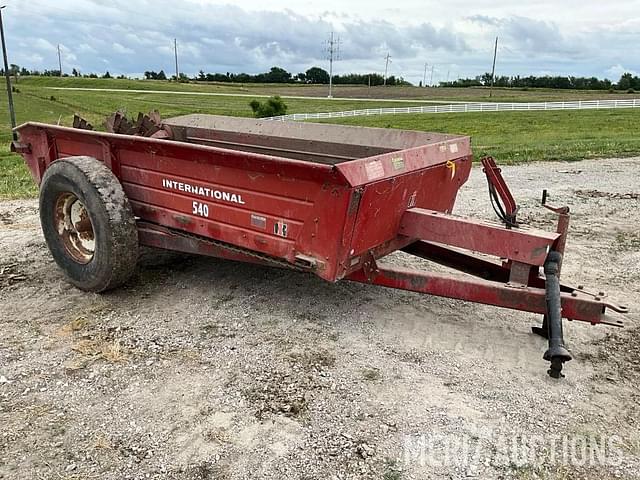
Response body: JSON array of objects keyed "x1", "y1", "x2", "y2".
[
  {"x1": 325, "y1": 31, "x2": 341, "y2": 98},
  {"x1": 383, "y1": 52, "x2": 392, "y2": 86}
]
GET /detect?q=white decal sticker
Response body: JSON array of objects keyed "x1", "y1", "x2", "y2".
[
  {"x1": 162, "y1": 178, "x2": 246, "y2": 205},
  {"x1": 449, "y1": 143, "x2": 459, "y2": 153},
  {"x1": 365, "y1": 160, "x2": 385, "y2": 180},
  {"x1": 192, "y1": 201, "x2": 209, "y2": 218},
  {"x1": 391, "y1": 156, "x2": 405, "y2": 171},
  {"x1": 251, "y1": 214, "x2": 267, "y2": 229}
]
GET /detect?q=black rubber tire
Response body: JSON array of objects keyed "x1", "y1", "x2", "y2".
[{"x1": 39, "y1": 156, "x2": 138, "y2": 292}]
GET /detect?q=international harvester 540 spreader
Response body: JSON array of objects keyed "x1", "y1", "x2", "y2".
[{"x1": 12, "y1": 113, "x2": 628, "y2": 378}]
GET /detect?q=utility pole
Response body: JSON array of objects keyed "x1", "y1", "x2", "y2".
[
  {"x1": 489, "y1": 36, "x2": 498, "y2": 97},
  {"x1": 57, "y1": 44, "x2": 62, "y2": 76},
  {"x1": 174, "y1": 38, "x2": 179, "y2": 82},
  {"x1": 0, "y1": 5, "x2": 16, "y2": 139},
  {"x1": 326, "y1": 31, "x2": 340, "y2": 98},
  {"x1": 430, "y1": 65, "x2": 434, "y2": 87},
  {"x1": 422, "y1": 62, "x2": 428, "y2": 87},
  {"x1": 383, "y1": 52, "x2": 391, "y2": 86}
]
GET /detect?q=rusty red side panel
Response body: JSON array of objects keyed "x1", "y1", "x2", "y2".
[
  {"x1": 15, "y1": 123, "x2": 357, "y2": 281},
  {"x1": 345, "y1": 157, "x2": 472, "y2": 259},
  {"x1": 15, "y1": 122, "x2": 473, "y2": 283},
  {"x1": 334, "y1": 136, "x2": 473, "y2": 262}
]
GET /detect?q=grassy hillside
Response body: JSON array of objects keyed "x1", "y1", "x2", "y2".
[{"x1": 0, "y1": 77, "x2": 638, "y2": 198}]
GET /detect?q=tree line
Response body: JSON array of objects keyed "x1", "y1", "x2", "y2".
[
  {"x1": 189, "y1": 66, "x2": 410, "y2": 86},
  {"x1": 0, "y1": 64, "x2": 126, "y2": 79},
  {"x1": 441, "y1": 72, "x2": 640, "y2": 91},
  {"x1": 0, "y1": 63, "x2": 408, "y2": 86},
  {"x1": 2, "y1": 62, "x2": 638, "y2": 91}
]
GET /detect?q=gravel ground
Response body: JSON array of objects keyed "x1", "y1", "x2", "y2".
[{"x1": 1, "y1": 157, "x2": 639, "y2": 480}]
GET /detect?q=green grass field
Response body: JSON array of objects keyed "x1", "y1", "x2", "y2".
[
  {"x1": 1, "y1": 76, "x2": 638, "y2": 199},
  {"x1": 323, "y1": 109, "x2": 640, "y2": 164}
]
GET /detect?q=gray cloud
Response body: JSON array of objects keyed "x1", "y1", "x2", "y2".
[
  {"x1": 2, "y1": 0, "x2": 638, "y2": 83},
  {"x1": 468, "y1": 15, "x2": 582, "y2": 57}
]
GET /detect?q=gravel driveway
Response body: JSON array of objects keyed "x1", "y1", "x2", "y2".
[{"x1": 1, "y1": 157, "x2": 639, "y2": 479}]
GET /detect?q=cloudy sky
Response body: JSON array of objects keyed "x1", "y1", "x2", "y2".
[{"x1": 2, "y1": 0, "x2": 638, "y2": 84}]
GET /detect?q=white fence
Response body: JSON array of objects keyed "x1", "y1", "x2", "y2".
[{"x1": 266, "y1": 98, "x2": 640, "y2": 121}]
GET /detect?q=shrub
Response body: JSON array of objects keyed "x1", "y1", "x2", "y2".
[{"x1": 249, "y1": 96, "x2": 287, "y2": 118}]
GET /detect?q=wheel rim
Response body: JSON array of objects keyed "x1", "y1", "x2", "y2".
[{"x1": 54, "y1": 193, "x2": 95, "y2": 264}]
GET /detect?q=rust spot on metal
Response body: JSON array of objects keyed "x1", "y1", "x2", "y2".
[
  {"x1": 54, "y1": 192, "x2": 95, "y2": 265},
  {"x1": 174, "y1": 214, "x2": 191, "y2": 225},
  {"x1": 531, "y1": 246, "x2": 548, "y2": 261},
  {"x1": 347, "y1": 188, "x2": 363, "y2": 215}
]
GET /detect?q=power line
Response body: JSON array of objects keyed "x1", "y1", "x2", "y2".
[
  {"x1": 422, "y1": 62, "x2": 428, "y2": 87},
  {"x1": 490, "y1": 36, "x2": 498, "y2": 97},
  {"x1": 174, "y1": 38, "x2": 179, "y2": 81},
  {"x1": 57, "y1": 43, "x2": 62, "y2": 76},
  {"x1": 0, "y1": 5, "x2": 17, "y2": 139},
  {"x1": 383, "y1": 52, "x2": 391, "y2": 86},
  {"x1": 325, "y1": 31, "x2": 340, "y2": 98}
]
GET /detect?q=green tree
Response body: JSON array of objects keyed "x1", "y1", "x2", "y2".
[
  {"x1": 618, "y1": 73, "x2": 633, "y2": 90},
  {"x1": 481, "y1": 72, "x2": 493, "y2": 85},
  {"x1": 305, "y1": 66, "x2": 330, "y2": 84},
  {"x1": 262, "y1": 67, "x2": 291, "y2": 83},
  {"x1": 249, "y1": 96, "x2": 288, "y2": 118}
]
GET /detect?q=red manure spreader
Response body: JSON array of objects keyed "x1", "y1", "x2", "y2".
[{"x1": 12, "y1": 112, "x2": 628, "y2": 377}]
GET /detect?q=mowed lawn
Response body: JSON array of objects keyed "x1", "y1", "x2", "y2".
[
  {"x1": 324, "y1": 109, "x2": 640, "y2": 164},
  {"x1": 0, "y1": 77, "x2": 639, "y2": 198}
]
